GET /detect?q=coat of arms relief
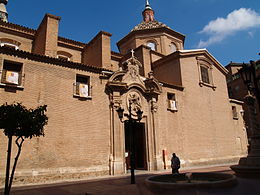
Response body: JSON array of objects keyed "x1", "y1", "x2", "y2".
[{"x1": 126, "y1": 91, "x2": 142, "y2": 116}]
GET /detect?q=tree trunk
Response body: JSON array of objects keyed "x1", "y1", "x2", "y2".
[
  {"x1": 8, "y1": 136, "x2": 24, "y2": 194},
  {"x1": 4, "y1": 136, "x2": 12, "y2": 195}
]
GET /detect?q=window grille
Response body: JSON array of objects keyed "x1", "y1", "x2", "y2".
[
  {"x1": 1, "y1": 60, "x2": 23, "y2": 86},
  {"x1": 73, "y1": 74, "x2": 91, "y2": 99}
]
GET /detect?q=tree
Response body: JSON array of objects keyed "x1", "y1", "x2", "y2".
[{"x1": 0, "y1": 103, "x2": 48, "y2": 195}]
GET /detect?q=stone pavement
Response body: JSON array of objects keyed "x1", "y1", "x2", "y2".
[{"x1": 1, "y1": 165, "x2": 260, "y2": 195}]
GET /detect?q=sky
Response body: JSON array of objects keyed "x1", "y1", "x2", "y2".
[{"x1": 6, "y1": 0, "x2": 260, "y2": 66}]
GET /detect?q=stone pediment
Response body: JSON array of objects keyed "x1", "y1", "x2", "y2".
[{"x1": 107, "y1": 52, "x2": 161, "y2": 94}]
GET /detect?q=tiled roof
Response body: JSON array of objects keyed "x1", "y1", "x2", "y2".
[
  {"x1": 131, "y1": 21, "x2": 170, "y2": 32},
  {"x1": 0, "y1": 20, "x2": 35, "y2": 35},
  {"x1": 0, "y1": 20, "x2": 86, "y2": 48},
  {"x1": 0, "y1": 46, "x2": 112, "y2": 74}
]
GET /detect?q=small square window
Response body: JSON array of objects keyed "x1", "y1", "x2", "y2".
[
  {"x1": 1, "y1": 60, "x2": 23, "y2": 86},
  {"x1": 167, "y1": 93, "x2": 177, "y2": 111},
  {"x1": 232, "y1": 106, "x2": 238, "y2": 119},
  {"x1": 74, "y1": 74, "x2": 91, "y2": 98}
]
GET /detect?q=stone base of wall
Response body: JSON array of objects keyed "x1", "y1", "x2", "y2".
[
  {"x1": 0, "y1": 155, "x2": 245, "y2": 188},
  {"x1": 0, "y1": 166, "x2": 109, "y2": 188},
  {"x1": 182, "y1": 156, "x2": 242, "y2": 168},
  {"x1": 165, "y1": 155, "x2": 244, "y2": 170}
]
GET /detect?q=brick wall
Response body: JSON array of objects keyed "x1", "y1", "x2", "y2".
[{"x1": 0, "y1": 54, "x2": 111, "y2": 185}]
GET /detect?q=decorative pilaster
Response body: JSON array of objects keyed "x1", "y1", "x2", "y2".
[
  {"x1": 150, "y1": 97, "x2": 163, "y2": 170},
  {"x1": 109, "y1": 92, "x2": 125, "y2": 175}
]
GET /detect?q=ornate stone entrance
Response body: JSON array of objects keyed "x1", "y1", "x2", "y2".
[{"x1": 106, "y1": 51, "x2": 162, "y2": 175}]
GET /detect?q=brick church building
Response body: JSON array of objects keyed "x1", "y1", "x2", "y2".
[{"x1": 0, "y1": 1, "x2": 247, "y2": 184}]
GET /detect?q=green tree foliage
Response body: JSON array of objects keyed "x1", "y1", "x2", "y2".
[
  {"x1": 0, "y1": 103, "x2": 48, "y2": 138},
  {"x1": 0, "y1": 103, "x2": 48, "y2": 195}
]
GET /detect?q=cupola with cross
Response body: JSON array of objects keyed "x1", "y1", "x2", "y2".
[{"x1": 117, "y1": 0, "x2": 185, "y2": 56}]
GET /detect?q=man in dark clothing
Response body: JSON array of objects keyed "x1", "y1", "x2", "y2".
[{"x1": 171, "y1": 153, "x2": 180, "y2": 175}]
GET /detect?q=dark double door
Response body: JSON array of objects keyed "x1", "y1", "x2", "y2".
[{"x1": 125, "y1": 121, "x2": 147, "y2": 170}]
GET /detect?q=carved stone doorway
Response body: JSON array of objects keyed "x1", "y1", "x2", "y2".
[{"x1": 125, "y1": 121, "x2": 147, "y2": 170}]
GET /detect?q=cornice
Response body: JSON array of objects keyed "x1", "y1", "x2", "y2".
[
  {"x1": 83, "y1": 31, "x2": 112, "y2": 50},
  {"x1": 229, "y1": 99, "x2": 244, "y2": 105},
  {"x1": 58, "y1": 37, "x2": 86, "y2": 51},
  {"x1": 0, "y1": 20, "x2": 90, "y2": 49},
  {"x1": 0, "y1": 20, "x2": 35, "y2": 35},
  {"x1": 117, "y1": 26, "x2": 185, "y2": 48},
  {"x1": 225, "y1": 62, "x2": 249, "y2": 68},
  {"x1": 0, "y1": 46, "x2": 111, "y2": 74},
  {"x1": 152, "y1": 51, "x2": 179, "y2": 69},
  {"x1": 179, "y1": 49, "x2": 228, "y2": 75},
  {"x1": 0, "y1": 20, "x2": 35, "y2": 39},
  {"x1": 111, "y1": 51, "x2": 123, "y2": 61}
]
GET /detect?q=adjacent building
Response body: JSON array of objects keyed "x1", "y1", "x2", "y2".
[
  {"x1": 0, "y1": 1, "x2": 247, "y2": 185},
  {"x1": 226, "y1": 62, "x2": 260, "y2": 139}
]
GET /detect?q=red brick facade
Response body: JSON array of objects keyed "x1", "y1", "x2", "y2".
[{"x1": 0, "y1": 5, "x2": 248, "y2": 186}]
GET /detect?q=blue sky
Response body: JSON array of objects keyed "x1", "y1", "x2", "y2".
[{"x1": 6, "y1": 0, "x2": 260, "y2": 66}]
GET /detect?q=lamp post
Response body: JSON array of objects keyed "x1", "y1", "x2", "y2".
[
  {"x1": 117, "y1": 103, "x2": 143, "y2": 184},
  {"x1": 230, "y1": 58, "x2": 260, "y2": 177},
  {"x1": 238, "y1": 61, "x2": 260, "y2": 109}
]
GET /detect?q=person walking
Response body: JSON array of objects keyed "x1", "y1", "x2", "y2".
[{"x1": 171, "y1": 153, "x2": 180, "y2": 175}]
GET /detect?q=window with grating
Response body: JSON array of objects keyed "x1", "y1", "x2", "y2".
[
  {"x1": 73, "y1": 74, "x2": 91, "y2": 99},
  {"x1": 1, "y1": 60, "x2": 23, "y2": 86}
]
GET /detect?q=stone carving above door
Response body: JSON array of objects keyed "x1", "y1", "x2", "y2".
[
  {"x1": 106, "y1": 50, "x2": 162, "y2": 95},
  {"x1": 121, "y1": 50, "x2": 144, "y2": 87}
]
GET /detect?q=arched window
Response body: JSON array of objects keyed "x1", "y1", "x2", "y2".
[
  {"x1": 147, "y1": 41, "x2": 156, "y2": 51},
  {"x1": 170, "y1": 43, "x2": 177, "y2": 53},
  {"x1": 0, "y1": 38, "x2": 20, "y2": 50},
  {"x1": 197, "y1": 57, "x2": 216, "y2": 89},
  {"x1": 57, "y1": 51, "x2": 72, "y2": 61}
]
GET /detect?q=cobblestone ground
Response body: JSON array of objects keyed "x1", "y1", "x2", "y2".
[{"x1": 1, "y1": 166, "x2": 260, "y2": 195}]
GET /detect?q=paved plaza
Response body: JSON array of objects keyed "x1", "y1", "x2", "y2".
[{"x1": 1, "y1": 165, "x2": 260, "y2": 195}]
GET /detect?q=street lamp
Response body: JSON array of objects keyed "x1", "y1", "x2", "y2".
[
  {"x1": 117, "y1": 103, "x2": 143, "y2": 184},
  {"x1": 238, "y1": 61, "x2": 260, "y2": 109},
  {"x1": 231, "y1": 58, "x2": 260, "y2": 177}
]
